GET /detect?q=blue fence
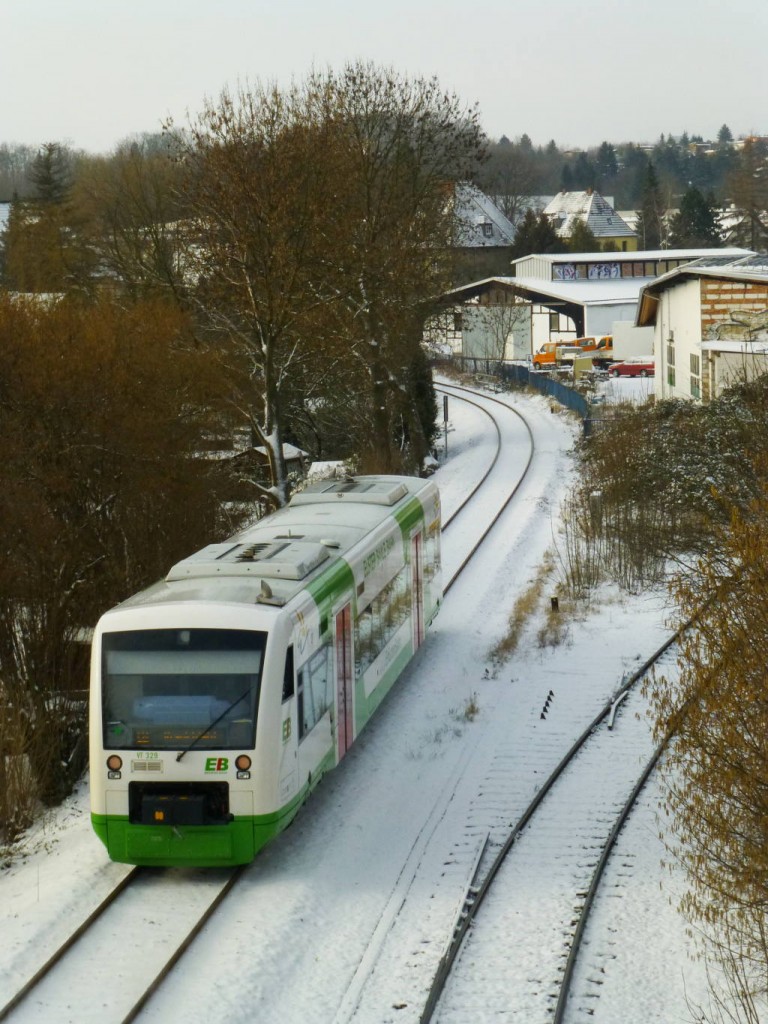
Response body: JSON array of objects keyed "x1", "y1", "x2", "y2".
[{"x1": 450, "y1": 357, "x2": 592, "y2": 426}]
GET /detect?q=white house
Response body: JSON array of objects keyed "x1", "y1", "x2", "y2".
[{"x1": 636, "y1": 253, "x2": 768, "y2": 402}]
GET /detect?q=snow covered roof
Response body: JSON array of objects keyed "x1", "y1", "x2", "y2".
[
  {"x1": 454, "y1": 183, "x2": 516, "y2": 248},
  {"x1": 511, "y1": 274, "x2": 643, "y2": 305},
  {"x1": 253, "y1": 442, "x2": 308, "y2": 461},
  {"x1": 701, "y1": 339, "x2": 768, "y2": 354},
  {"x1": 637, "y1": 253, "x2": 768, "y2": 325},
  {"x1": 440, "y1": 274, "x2": 645, "y2": 315},
  {"x1": 518, "y1": 245, "x2": 753, "y2": 266},
  {"x1": 543, "y1": 190, "x2": 635, "y2": 240}
]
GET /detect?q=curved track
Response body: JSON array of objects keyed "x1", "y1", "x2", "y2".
[
  {"x1": 420, "y1": 631, "x2": 681, "y2": 1023},
  {"x1": 435, "y1": 379, "x2": 534, "y2": 591},
  {"x1": 324, "y1": 382, "x2": 564, "y2": 1024}
]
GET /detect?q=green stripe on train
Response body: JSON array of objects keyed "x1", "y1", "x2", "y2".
[
  {"x1": 394, "y1": 496, "x2": 425, "y2": 535},
  {"x1": 305, "y1": 558, "x2": 355, "y2": 614},
  {"x1": 304, "y1": 496, "x2": 424, "y2": 619},
  {"x1": 92, "y1": 751, "x2": 336, "y2": 867}
]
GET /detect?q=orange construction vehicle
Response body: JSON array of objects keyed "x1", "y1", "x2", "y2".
[{"x1": 532, "y1": 335, "x2": 612, "y2": 370}]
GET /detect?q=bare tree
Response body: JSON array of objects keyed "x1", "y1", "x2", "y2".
[
  {"x1": 70, "y1": 139, "x2": 189, "y2": 300},
  {"x1": 0, "y1": 292, "x2": 237, "y2": 827},
  {"x1": 477, "y1": 138, "x2": 538, "y2": 225},
  {"x1": 307, "y1": 62, "x2": 485, "y2": 472},
  {"x1": 168, "y1": 81, "x2": 336, "y2": 506},
  {"x1": 168, "y1": 65, "x2": 484, "y2": 488},
  {"x1": 648, "y1": 475, "x2": 768, "y2": 1022}
]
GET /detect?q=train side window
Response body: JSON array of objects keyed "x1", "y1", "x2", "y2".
[
  {"x1": 282, "y1": 645, "x2": 295, "y2": 702},
  {"x1": 297, "y1": 643, "x2": 331, "y2": 739}
]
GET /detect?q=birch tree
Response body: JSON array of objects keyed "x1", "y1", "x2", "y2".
[{"x1": 168, "y1": 82, "x2": 335, "y2": 507}]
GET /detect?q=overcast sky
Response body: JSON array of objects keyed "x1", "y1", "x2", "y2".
[{"x1": 4, "y1": 0, "x2": 767, "y2": 155}]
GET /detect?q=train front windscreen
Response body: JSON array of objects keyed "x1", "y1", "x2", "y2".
[{"x1": 101, "y1": 628, "x2": 266, "y2": 751}]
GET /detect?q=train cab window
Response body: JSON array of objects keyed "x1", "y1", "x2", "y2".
[
  {"x1": 101, "y1": 628, "x2": 266, "y2": 751},
  {"x1": 282, "y1": 645, "x2": 295, "y2": 702}
]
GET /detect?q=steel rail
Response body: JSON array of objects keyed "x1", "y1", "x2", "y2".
[
  {"x1": 434, "y1": 385, "x2": 502, "y2": 530},
  {"x1": 120, "y1": 864, "x2": 247, "y2": 1024},
  {"x1": 419, "y1": 627, "x2": 683, "y2": 1023},
  {"x1": 0, "y1": 866, "x2": 144, "y2": 1021},
  {"x1": 3, "y1": 380, "x2": 532, "y2": 1023},
  {"x1": 552, "y1": 741, "x2": 666, "y2": 1024},
  {"x1": 435, "y1": 381, "x2": 535, "y2": 593}
]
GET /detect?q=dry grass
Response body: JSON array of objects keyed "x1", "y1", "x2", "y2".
[
  {"x1": 0, "y1": 700, "x2": 38, "y2": 843},
  {"x1": 489, "y1": 552, "x2": 563, "y2": 664}
]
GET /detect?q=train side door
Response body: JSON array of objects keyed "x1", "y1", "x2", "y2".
[
  {"x1": 335, "y1": 603, "x2": 354, "y2": 759},
  {"x1": 411, "y1": 531, "x2": 425, "y2": 650}
]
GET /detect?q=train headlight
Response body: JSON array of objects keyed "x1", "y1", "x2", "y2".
[
  {"x1": 106, "y1": 754, "x2": 123, "y2": 771},
  {"x1": 235, "y1": 754, "x2": 252, "y2": 771}
]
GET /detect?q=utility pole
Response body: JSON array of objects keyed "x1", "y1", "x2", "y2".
[{"x1": 443, "y1": 394, "x2": 449, "y2": 459}]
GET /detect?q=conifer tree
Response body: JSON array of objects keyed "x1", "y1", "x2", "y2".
[
  {"x1": 726, "y1": 139, "x2": 768, "y2": 250},
  {"x1": 635, "y1": 160, "x2": 665, "y2": 249},
  {"x1": 568, "y1": 218, "x2": 599, "y2": 252},
  {"x1": 668, "y1": 185, "x2": 723, "y2": 247},
  {"x1": 510, "y1": 208, "x2": 566, "y2": 259},
  {"x1": 2, "y1": 143, "x2": 75, "y2": 291}
]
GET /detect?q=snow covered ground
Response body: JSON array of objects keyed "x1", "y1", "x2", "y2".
[{"x1": 0, "y1": 384, "x2": 711, "y2": 1023}]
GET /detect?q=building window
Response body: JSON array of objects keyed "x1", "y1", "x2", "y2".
[
  {"x1": 690, "y1": 353, "x2": 701, "y2": 399},
  {"x1": 668, "y1": 367, "x2": 676, "y2": 387},
  {"x1": 549, "y1": 311, "x2": 560, "y2": 332},
  {"x1": 667, "y1": 341, "x2": 675, "y2": 367},
  {"x1": 481, "y1": 222, "x2": 493, "y2": 238}
]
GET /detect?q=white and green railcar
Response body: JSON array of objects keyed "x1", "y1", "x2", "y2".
[{"x1": 90, "y1": 475, "x2": 442, "y2": 867}]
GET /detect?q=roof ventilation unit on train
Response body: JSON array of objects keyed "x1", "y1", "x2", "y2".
[
  {"x1": 289, "y1": 478, "x2": 408, "y2": 507},
  {"x1": 165, "y1": 539, "x2": 331, "y2": 582}
]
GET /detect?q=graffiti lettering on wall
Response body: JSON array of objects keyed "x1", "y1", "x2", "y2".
[{"x1": 709, "y1": 307, "x2": 768, "y2": 341}]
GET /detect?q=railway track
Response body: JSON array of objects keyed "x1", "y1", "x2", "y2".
[
  {"x1": 435, "y1": 379, "x2": 534, "y2": 591},
  {"x1": 328, "y1": 383, "x2": 572, "y2": 1023},
  {"x1": 419, "y1": 632, "x2": 680, "y2": 1023},
  {"x1": 0, "y1": 382, "x2": 564, "y2": 1023},
  {"x1": 0, "y1": 865, "x2": 244, "y2": 1023}
]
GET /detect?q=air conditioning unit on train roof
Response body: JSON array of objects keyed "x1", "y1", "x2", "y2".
[
  {"x1": 165, "y1": 538, "x2": 331, "y2": 584},
  {"x1": 289, "y1": 477, "x2": 409, "y2": 507}
]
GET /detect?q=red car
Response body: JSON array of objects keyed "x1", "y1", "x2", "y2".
[{"x1": 609, "y1": 358, "x2": 655, "y2": 378}]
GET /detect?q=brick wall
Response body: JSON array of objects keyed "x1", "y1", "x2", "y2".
[{"x1": 701, "y1": 278, "x2": 768, "y2": 335}]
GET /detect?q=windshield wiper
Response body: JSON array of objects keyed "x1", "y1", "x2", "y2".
[{"x1": 175, "y1": 688, "x2": 250, "y2": 762}]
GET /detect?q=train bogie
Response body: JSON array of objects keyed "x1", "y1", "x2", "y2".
[{"x1": 89, "y1": 476, "x2": 441, "y2": 867}]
